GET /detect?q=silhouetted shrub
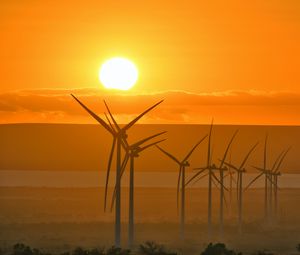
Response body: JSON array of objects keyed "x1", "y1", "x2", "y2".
[
  {"x1": 201, "y1": 243, "x2": 241, "y2": 255},
  {"x1": 89, "y1": 248, "x2": 104, "y2": 255},
  {"x1": 252, "y1": 251, "x2": 273, "y2": 255},
  {"x1": 297, "y1": 244, "x2": 300, "y2": 252},
  {"x1": 72, "y1": 248, "x2": 87, "y2": 255},
  {"x1": 106, "y1": 246, "x2": 130, "y2": 255},
  {"x1": 12, "y1": 244, "x2": 33, "y2": 255},
  {"x1": 60, "y1": 252, "x2": 70, "y2": 255},
  {"x1": 71, "y1": 247, "x2": 104, "y2": 255},
  {"x1": 138, "y1": 241, "x2": 177, "y2": 255},
  {"x1": 11, "y1": 244, "x2": 51, "y2": 255}
]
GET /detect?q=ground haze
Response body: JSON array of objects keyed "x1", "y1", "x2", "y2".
[{"x1": 1, "y1": 187, "x2": 300, "y2": 254}]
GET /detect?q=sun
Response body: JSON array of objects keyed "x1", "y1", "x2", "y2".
[{"x1": 99, "y1": 57, "x2": 138, "y2": 91}]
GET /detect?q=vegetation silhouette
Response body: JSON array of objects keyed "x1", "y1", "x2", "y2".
[
  {"x1": 106, "y1": 247, "x2": 130, "y2": 255},
  {"x1": 12, "y1": 244, "x2": 51, "y2": 255},
  {"x1": 138, "y1": 241, "x2": 177, "y2": 255},
  {"x1": 252, "y1": 251, "x2": 273, "y2": 255},
  {"x1": 200, "y1": 243, "x2": 241, "y2": 255},
  {"x1": 71, "y1": 247, "x2": 105, "y2": 255},
  {"x1": 12, "y1": 244, "x2": 34, "y2": 255},
  {"x1": 6, "y1": 242, "x2": 300, "y2": 255}
]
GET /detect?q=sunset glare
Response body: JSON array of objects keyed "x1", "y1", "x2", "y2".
[{"x1": 99, "y1": 57, "x2": 138, "y2": 91}]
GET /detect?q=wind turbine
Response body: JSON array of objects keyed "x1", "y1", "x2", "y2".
[
  {"x1": 244, "y1": 135, "x2": 280, "y2": 224},
  {"x1": 127, "y1": 137, "x2": 166, "y2": 247},
  {"x1": 71, "y1": 94, "x2": 163, "y2": 247},
  {"x1": 185, "y1": 121, "x2": 230, "y2": 238},
  {"x1": 247, "y1": 147, "x2": 290, "y2": 222},
  {"x1": 185, "y1": 122, "x2": 214, "y2": 237},
  {"x1": 109, "y1": 131, "x2": 166, "y2": 247},
  {"x1": 222, "y1": 142, "x2": 258, "y2": 233},
  {"x1": 272, "y1": 148, "x2": 290, "y2": 218},
  {"x1": 223, "y1": 152, "x2": 237, "y2": 218},
  {"x1": 156, "y1": 135, "x2": 207, "y2": 239},
  {"x1": 217, "y1": 130, "x2": 238, "y2": 237}
]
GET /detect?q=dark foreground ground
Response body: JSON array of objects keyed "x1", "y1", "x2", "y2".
[{"x1": 1, "y1": 187, "x2": 300, "y2": 254}]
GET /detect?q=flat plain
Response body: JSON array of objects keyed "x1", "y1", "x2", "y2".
[{"x1": 1, "y1": 187, "x2": 300, "y2": 254}]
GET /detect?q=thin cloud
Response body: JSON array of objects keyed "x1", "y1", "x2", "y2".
[{"x1": 0, "y1": 88, "x2": 300, "y2": 124}]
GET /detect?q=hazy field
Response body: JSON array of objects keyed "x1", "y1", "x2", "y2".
[
  {"x1": 1, "y1": 187, "x2": 300, "y2": 254},
  {"x1": 1, "y1": 124, "x2": 300, "y2": 174}
]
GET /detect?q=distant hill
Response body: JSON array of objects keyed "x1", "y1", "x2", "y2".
[{"x1": 0, "y1": 123, "x2": 299, "y2": 173}]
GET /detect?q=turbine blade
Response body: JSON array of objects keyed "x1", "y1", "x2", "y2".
[
  {"x1": 123, "y1": 100, "x2": 164, "y2": 131},
  {"x1": 185, "y1": 168, "x2": 207, "y2": 186},
  {"x1": 221, "y1": 161, "x2": 239, "y2": 171},
  {"x1": 110, "y1": 153, "x2": 130, "y2": 212},
  {"x1": 110, "y1": 188, "x2": 116, "y2": 213},
  {"x1": 120, "y1": 152, "x2": 130, "y2": 178},
  {"x1": 104, "y1": 137, "x2": 116, "y2": 211},
  {"x1": 103, "y1": 100, "x2": 130, "y2": 149},
  {"x1": 191, "y1": 173, "x2": 209, "y2": 186},
  {"x1": 207, "y1": 119, "x2": 213, "y2": 166},
  {"x1": 237, "y1": 173, "x2": 240, "y2": 202},
  {"x1": 110, "y1": 191, "x2": 117, "y2": 211},
  {"x1": 177, "y1": 166, "x2": 182, "y2": 213},
  {"x1": 212, "y1": 171, "x2": 228, "y2": 191},
  {"x1": 271, "y1": 150, "x2": 285, "y2": 172},
  {"x1": 103, "y1": 100, "x2": 121, "y2": 132},
  {"x1": 219, "y1": 130, "x2": 238, "y2": 169},
  {"x1": 104, "y1": 107, "x2": 129, "y2": 150},
  {"x1": 211, "y1": 177, "x2": 219, "y2": 189},
  {"x1": 156, "y1": 145, "x2": 181, "y2": 164},
  {"x1": 120, "y1": 139, "x2": 128, "y2": 150},
  {"x1": 104, "y1": 112, "x2": 117, "y2": 134},
  {"x1": 210, "y1": 144, "x2": 214, "y2": 166},
  {"x1": 239, "y1": 142, "x2": 259, "y2": 170},
  {"x1": 71, "y1": 94, "x2": 113, "y2": 135},
  {"x1": 252, "y1": 165, "x2": 267, "y2": 172},
  {"x1": 264, "y1": 134, "x2": 268, "y2": 170},
  {"x1": 138, "y1": 139, "x2": 166, "y2": 153},
  {"x1": 244, "y1": 172, "x2": 264, "y2": 191},
  {"x1": 183, "y1": 134, "x2": 207, "y2": 162},
  {"x1": 274, "y1": 147, "x2": 291, "y2": 173},
  {"x1": 131, "y1": 131, "x2": 167, "y2": 148}
]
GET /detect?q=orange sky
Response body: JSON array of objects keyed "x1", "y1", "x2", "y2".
[{"x1": 0, "y1": 0, "x2": 300, "y2": 124}]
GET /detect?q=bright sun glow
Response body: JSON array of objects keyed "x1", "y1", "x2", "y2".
[{"x1": 99, "y1": 57, "x2": 138, "y2": 90}]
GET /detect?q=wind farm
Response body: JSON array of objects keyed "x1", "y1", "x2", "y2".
[
  {"x1": 1, "y1": 0, "x2": 300, "y2": 254},
  {"x1": 0, "y1": 88, "x2": 298, "y2": 254},
  {"x1": 55, "y1": 98, "x2": 294, "y2": 249},
  {"x1": 0, "y1": 123, "x2": 300, "y2": 254}
]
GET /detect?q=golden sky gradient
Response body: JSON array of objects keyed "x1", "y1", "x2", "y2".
[{"x1": 1, "y1": 1, "x2": 300, "y2": 124}]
